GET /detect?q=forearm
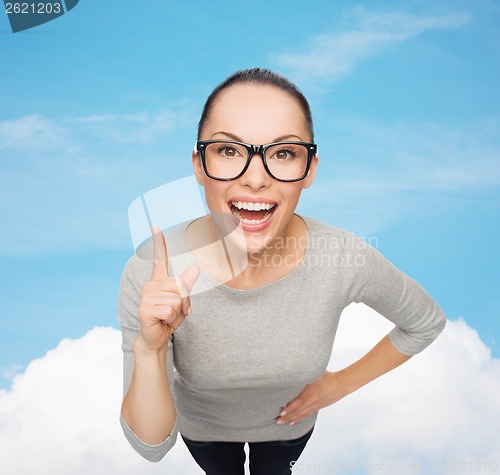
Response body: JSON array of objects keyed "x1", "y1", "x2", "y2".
[
  {"x1": 121, "y1": 337, "x2": 176, "y2": 445},
  {"x1": 337, "y1": 333, "x2": 411, "y2": 396}
]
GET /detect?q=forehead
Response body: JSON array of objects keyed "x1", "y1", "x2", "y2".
[{"x1": 204, "y1": 84, "x2": 309, "y2": 142}]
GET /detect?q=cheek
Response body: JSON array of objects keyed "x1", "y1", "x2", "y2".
[
  {"x1": 203, "y1": 182, "x2": 229, "y2": 211},
  {"x1": 280, "y1": 185, "x2": 303, "y2": 209}
]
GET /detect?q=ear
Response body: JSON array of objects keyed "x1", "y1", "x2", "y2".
[
  {"x1": 192, "y1": 149, "x2": 204, "y2": 186},
  {"x1": 302, "y1": 155, "x2": 319, "y2": 189}
]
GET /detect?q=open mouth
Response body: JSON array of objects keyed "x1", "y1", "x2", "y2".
[{"x1": 229, "y1": 200, "x2": 276, "y2": 225}]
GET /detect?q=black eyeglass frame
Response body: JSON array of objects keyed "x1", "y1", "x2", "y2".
[{"x1": 196, "y1": 140, "x2": 317, "y2": 183}]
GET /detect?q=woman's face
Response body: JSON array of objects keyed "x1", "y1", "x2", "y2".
[{"x1": 193, "y1": 83, "x2": 318, "y2": 254}]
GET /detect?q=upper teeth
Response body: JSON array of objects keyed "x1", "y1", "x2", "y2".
[{"x1": 231, "y1": 201, "x2": 276, "y2": 211}]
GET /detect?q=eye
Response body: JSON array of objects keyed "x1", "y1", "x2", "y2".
[
  {"x1": 217, "y1": 146, "x2": 240, "y2": 158},
  {"x1": 272, "y1": 148, "x2": 296, "y2": 160}
]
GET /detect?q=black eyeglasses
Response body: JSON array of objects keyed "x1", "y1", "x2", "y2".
[{"x1": 196, "y1": 140, "x2": 317, "y2": 182}]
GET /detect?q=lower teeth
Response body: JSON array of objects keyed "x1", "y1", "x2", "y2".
[{"x1": 232, "y1": 208, "x2": 273, "y2": 225}]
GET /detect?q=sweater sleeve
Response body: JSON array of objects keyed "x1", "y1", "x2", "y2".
[
  {"x1": 117, "y1": 256, "x2": 178, "y2": 462},
  {"x1": 340, "y1": 232, "x2": 446, "y2": 355}
]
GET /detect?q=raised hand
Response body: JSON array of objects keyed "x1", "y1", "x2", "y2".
[{"x1": 137, "y1": 226, "x2": 200, "y2": 352}]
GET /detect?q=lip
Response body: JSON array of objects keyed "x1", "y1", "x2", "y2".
[{"x1": 227, "y1": 196, "x2": 278, "y2": 232}]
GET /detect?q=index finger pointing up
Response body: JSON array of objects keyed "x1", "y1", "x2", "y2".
[{"x1": 151, "y1": 225, "x2": 169, "y2": 279}]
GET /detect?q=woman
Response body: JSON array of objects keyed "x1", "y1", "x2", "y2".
[{"x1": 118, "y1": 68, "x2": 446, "y2": 474}]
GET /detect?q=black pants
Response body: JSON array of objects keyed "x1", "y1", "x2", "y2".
[{"x1": 181, "y1": 427, "x2": 314, "y2": 475}]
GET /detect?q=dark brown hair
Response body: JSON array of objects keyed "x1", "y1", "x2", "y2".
[{"x1": 197, "y1": 68, "x2": 314, "y2": 141}]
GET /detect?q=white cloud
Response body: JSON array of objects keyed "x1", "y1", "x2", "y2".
[
  {"x1": 0, "y1": 327, "x2": 200, "y2": 475},
  {"x1": 0, "y1": 114, "x2": 73, "y2": 153},
  {"x1": 1, "y1": 364, "x2": 24, "y2": 382},
  {"x1": 0, "y1": 107, "x2": 197, "y2": 256},
  {"x1": 0, "y1": 106, "x2": 196, "y2": 155},
  {"x1": 327, "y1": 119, "x2": 500, "y2": 192},
  {"x1": 70, "y1": 106, "x2": 198, "y2": 143},
  {"x1": 1, "y1": 307, "x2": 499, "y2": 475},
  {"x1": 273, "y1": 11, "x2": 471, "y2": 85},
  {"x1": 298, "y1": 118, "x2": 500, "y2": 235},
  {"x1": 73, "y1": 113, "x2": 149, "y2": 123},
  {"x1": 303, "y1": 306, "x2": 500, "y2": 474}
]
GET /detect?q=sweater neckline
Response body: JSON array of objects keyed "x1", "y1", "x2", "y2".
[{"x1": 181, "y1": 214, "x2": 313, "y2": 295}]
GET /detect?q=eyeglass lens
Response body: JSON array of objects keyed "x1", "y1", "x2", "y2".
[{"x1": 204, "y1": 142, "x2": 309, "y2": 181}]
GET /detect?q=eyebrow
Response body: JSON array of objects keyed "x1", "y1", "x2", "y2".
[{"x1": 209, "y1": 131, "x2": 305, "y2": 143}]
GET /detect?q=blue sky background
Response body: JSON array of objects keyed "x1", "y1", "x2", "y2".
[{"x1": 0, "y1": 0, "x2": 499, "y2": 396}]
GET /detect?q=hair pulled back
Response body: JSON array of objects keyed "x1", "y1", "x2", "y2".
[{"x1": 197, "y1": 68, "x2": 314, "y2": 141}]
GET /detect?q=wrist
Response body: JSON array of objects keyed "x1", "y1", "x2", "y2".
[
  {"x1": 133, "y1": 334, "x2": 168, "y2": 359},
  {"x1": 331, "y1": 369, "x2": 358, "y2": 398}
]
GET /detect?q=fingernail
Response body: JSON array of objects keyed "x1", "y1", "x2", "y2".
[
  {"x1": 289, "y1": 421, "x2": 295, "y2": 426},
  {"x1": 187, "y1": 306, "x2": 192, "y2": 315},
  {"x1": 276, "y1": 420, "x2": 285, "y2": 425},
  {"x1": 280, "y1": 410, "x2": 287, "y2": 417}
]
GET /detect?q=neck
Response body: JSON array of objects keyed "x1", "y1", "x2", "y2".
[
  {"x1": 224, "y1": 214, "x2": 308, "y2": 289},
  {"x1": 186, "y1": 214, "x2": 308, "y2": 290}
]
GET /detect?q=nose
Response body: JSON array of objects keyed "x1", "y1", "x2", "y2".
[{"x1": 240, "y1": 153, "x2": 271, "y2": 190}]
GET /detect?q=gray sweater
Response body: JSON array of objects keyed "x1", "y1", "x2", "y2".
[{"x1": 118, "y1": 215, "x2": 446, "y2": 462}]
